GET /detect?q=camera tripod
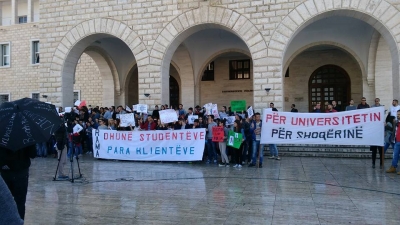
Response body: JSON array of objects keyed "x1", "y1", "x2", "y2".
[{"x1": 52, "y1": 138, "x2": 83, "y2": 183}]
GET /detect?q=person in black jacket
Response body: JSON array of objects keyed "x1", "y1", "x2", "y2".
[{"x1": 0, "y1": 145, "x2": 36, "y2": 220}]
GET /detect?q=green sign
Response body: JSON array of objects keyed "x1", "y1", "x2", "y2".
[
  {"x1": 227, "y1": 130, "x2": 243, "y2": 149},
  {"x1": 231, "y1": 100, "x2": 246, "y2": 112}
]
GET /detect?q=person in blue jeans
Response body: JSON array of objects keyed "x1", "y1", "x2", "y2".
[
  {"x1": 249, "y1": 113, "x2": 264, "y2": 167},
  {"x1": 206, "y1": 115, "x2": 217, "y2": 164},
  {"x1": 386, "y1": 110, "x2": 400, "y2": 174}
]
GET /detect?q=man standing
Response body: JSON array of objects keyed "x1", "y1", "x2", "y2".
[
  {"x1": 386, "y1": 110, "x2": 400, "y2": 174},
  {"x1": 345, "y1": 99, "x2": 357, "y2": 111},
  {"x1": 390, "y1": 99, "x2": 400, "y2": 118},
  {"x1": 140, "y1": 116, "x2": 156, "y2": 130},
  {"x1": 249, "y1": 113, "x2": 265, "y2": 167},
  {"x1": 372, "y1": 98, "x2": 382, "y2": 107},
  {"x1": 178, "y1": 104, "x2": 186, "y2": 119},
  {"x1": 357, "y1": 97, "x2": 370, "y2": 109},
  {"x1": 0, "y1": 145, "x2": 36, "y2": 220},
  {"x1": 152, "y1": 105, "x2": 160, "y2": 120},
  {"x1": 313, "y1": 102, "x2": 321, "y2": 112},
  {"x1": 206, "y1": 115, "x2": 217, "y2": 164},
  {"x1": 371, "y1": 97, "x2": 383, "y2": 168},
  {"x1": 269, "y1": 103, "x2": 278, "y2": 111},
  {"x1": 325, "y1": 104, "x2": 337, "y2": 113},
  {"x1": 290, "y1": 104, "x2": 298, "y2": 112},
  {"x1": 332, "y1": 100, "x2": 340, "y2": 112}
]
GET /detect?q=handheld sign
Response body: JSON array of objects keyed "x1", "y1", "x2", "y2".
[
  {"x1": 231, "y1": 100, "x2": 246, "y2": 112},
  {"x1": 136, "y1": 104, "x2": 148, "y2": 113},
  {"x1": 212, "y1": 104, "x2": 220, "y2": 119},
  {"x1": 247, "y1": 106, "x2": 254, "y2": 118},
  {"x1": 227, "y1": 130, "x2": 243, "y2": 149},
  {"x1": 159, "y1": 109, "x2": 178, "y2": 124},
  {"x1": 188, "y1": 115, "x2": 198, "y2": 124},
  {"x1": 119, "y1": 113, "x2": 135, "y2": 127},
  {"x1": 203, "y1": 103, "x2": 213, "y2": 116},
  {"x1": 212, "y1": 127, "x2": 224, "y2": 142},
  {"x1": 226, "y1": 116, "x2": 235, "y2": 125}
]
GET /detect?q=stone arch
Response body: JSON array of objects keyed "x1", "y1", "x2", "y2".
[
  {"x1": 283, "y1": 41, "x2": 366, "y2": 80},
  {"x1": 269, "y1": 0, "x2": 400, "y2": 99},
  {"x1": 50, "y1": 18, "x2": 149, "y2": 106},
  {"x1": 150, "y1": 6, "x2": 268, "y2": 110}
]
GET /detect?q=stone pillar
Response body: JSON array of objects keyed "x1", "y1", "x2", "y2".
[
  {"x1": 0, "y1": 2, "x2": 3, "y2": 26},
  {"x1": 11, "y1": 0, "x2": 18, "y2": 25},
  {"x1": 27, "y1": 0, "x2": 33, "y2": 23}
]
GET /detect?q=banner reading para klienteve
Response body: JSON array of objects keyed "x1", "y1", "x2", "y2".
[
  {"x1": 260, "y1": 107, "x2": 385, "y2": 146},
  {"x1": 92, "y1": 129, "x2": 206, "y2": 161}
]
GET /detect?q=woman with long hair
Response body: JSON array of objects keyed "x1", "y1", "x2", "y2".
[
  {"x1": 218, "y1": 120, "x2": 229, "y2": 167},
  {"x1": 232, "y1": 120, "x2": 245, "y2": 168}
]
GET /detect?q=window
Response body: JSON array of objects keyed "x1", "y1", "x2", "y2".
[
  {"x1": 201, "y1": 61, "x2": 214, "y2": 81},
  {"x1": 0, "y1": 43, "x2": 10, "y2": 67},
  {"x1": 229, "y1": 59, "x2": 250, "y2": 80},
  {"x1": 73, "y1": 90, "x2": 80, "y2": 103},
  {"x1": 18, "y1": 16, "x2": 27, "y2": 24},
  {"x1": 0, "y1": 94, "x2": 10, "y2": 104},
  {"x1": 32, "y1": 41, "x2": 40, "y2": 64},
  {"x1": 31, "y1": 93, "x2": 40, "y2": 100}
]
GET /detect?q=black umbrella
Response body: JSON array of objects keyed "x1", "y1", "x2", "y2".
[{"x1": 0, "y1": 98, "x2": 63, "y2": 151}]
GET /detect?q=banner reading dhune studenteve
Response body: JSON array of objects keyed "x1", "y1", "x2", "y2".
[
  {"x1": 92, "y1": 129, "x2": 206, "y2": 161},
  {"x1": 260, "y1": 107, "x2": 385, "y2": 146}
]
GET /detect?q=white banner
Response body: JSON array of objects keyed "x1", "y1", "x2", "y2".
[
  {"x1": 92, "y1": 129, "x2": 206, "y2": 161},
  {"x1": 119, "y1": 113, "x2": 135, "y2": 127},
  {"x1": 188, "y1": 115, "x2": 198, "y2": 124},
  {"x1": 159, "y1": 109, "x2": 178, "y2": 124},
  {"x1": 260, "y1": 107, "x2": 385, "y2": 146},
  {"x1": 136, "y1": 104, "x2": 148, "y2": 113}
]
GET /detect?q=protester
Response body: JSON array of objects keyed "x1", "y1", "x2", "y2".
[
  {"x1": 242, "y1": 117, "x2": 252, "y2": 164},
  {"x1": 0, "y1": 145, "x2": 36, "y2": 220},
  {"x1": 232, "y1": 120, "x2": 245, "y2": 168},
  {"x1": 325, "y1": 104, "x2": 337, "y2": 113},
  {"x1": 372, "y1": 98, "x2": 382, "y2": 108},
  {"x1": 217, "y1": 120, "x2": 230, "y2": 167},
  {"x1": 270, "y1": 103, "x2": 278, "y2": 111},
  {"x1": 357, "y1": 97, "x2": 370, "y2": 109},
  {"x1": 249, "y1": 113, "x2": 264, "y2": 167},
  {"x1": 206, "y1": 115, "x2": 217, "y2": 164},
  {"x1": 98, "y1": 119, "x2": 108, "y2": 130},
  {"x1": 370, "y1": 97, "x2": 383, "y2": 168},
  {"x1": 290, "y1": 104, "x2": 298, "y2": 112},
  {"x1": 390, "y1": 99, "x2": 400, "y2": 117},
  {"x1": 386, "y1": 110, "x2": 400, "y2": 174},
  {"x1": 345, "y1": 99, "x2": 356, "y2": 111},
  {"x1": 140, "y1": 116, "x2": 156, "y2": 130},
  {"x1": 152, "y1": 105, "x2": 160, "y2": 120},
  {"x1": 332, "y1": 100, "x2": 340, "y2": 112},
  {"x1": 313, "y1": 102, "x2": 321, "y2": 112}
]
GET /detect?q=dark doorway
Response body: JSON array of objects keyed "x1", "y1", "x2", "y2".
[
  {"x1": 170, "y1": 76, "x2": 179, "y2": 109},
  {"x1": 309, "y1": 65, "x2": 350, "y2": 112}
]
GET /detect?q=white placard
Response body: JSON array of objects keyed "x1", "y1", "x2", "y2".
[
  {"x1": 203, "y1": 103, "x2": 213, "y2": 116},
  {"x1": 136, "y1": 104, "x2": 148, "y2": 113},
  {"x1": 92, "y1": 129, "x2": 206, "y2": 161},
  {"x1": 65, "y1": 107, "x2": 72, "y2": 113},
  {"x1": 126, "y1": 105, "x2": 132, "y2": 112},
  {"x1": 188, "y1": 115, "x2": 198, "y2": 124},
  {"x1": 247, "y1": 106, "x2": 254, "y2": 118},
  {"x1": 133, "y1": 105, "x2": 138, "y2": 111},
  {"x1": 119, "y1": 113, "x2": 136, "y2": 127},
  {"x1": 226, "y1": 116, "x2": 235, "y2": 125},
  {"x1": 159, "y1": 109, "x2": 178, "y2": 124},
  {"x1": 212, "y1": 104, "x2": 219, "y2": 119},
  {"x1": 260, "y1": 107, "x2": 385, "y2": 146},
  {"x1": 74, "y1": 100, "x2": 81, "y2": 106}
]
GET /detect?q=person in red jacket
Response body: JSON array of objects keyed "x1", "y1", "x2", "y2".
[{"x1": 140, "y1": 116, "x2": 157, "y2": 130}]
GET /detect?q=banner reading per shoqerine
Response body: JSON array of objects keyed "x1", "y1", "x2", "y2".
[
  {"x1": 260, "y1": 107, "x2": 385, "y2": 146},
  {"x1": 92, "y1": 129, "x2": 206, "y2": 161}
]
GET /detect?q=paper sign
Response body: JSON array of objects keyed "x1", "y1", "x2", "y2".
[
  {"x1": 226, "y1": 116, "x2": 235, "y2": 125},
  {"x1": 203, "y1": 103, "x2": 213, "y2": 116},
  {"x1": 126, "y1": 105, "x2": 132, "y2": 112},
  {"x1": 74, "y1": 100, "x2": 81, "y2": 106},
  {"x1": 119, "y1": 113, "x2": 135, "y2": 127},
  {"x1": 136, "y1": 104, "x2": 148, "y2": 113},
  {"x1": 133, "y1": 105, "x2": 138, "y2": 111},
  {"x1": 212, "y1": 104, "x2": 219, "y2": 119},
  {"x1": 247, "y1": 106, "x2": 254, "y2": 118},
  {"x1": 227, "y1": 130, "x2": 243, "y2": 149},
  {"x1": 65, "y1": 107, "x2": 72, "y2": 113},
  {"x1": 231, "y1": 100, "x2": 246, "y2": 112},
  {"x1": 212, "y1": 127, "x2": 224, "y2": 142},
  {"x1": 159, "y1": 109, "x2": 178, "y2": 124},
  {"x1": 188, "y1": 115, "x2": 198, "y2": 124}
]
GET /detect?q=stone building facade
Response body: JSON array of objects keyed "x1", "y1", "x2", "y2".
[{"x1": 1, "y1": 0, "x2": 400, "y2": 113}]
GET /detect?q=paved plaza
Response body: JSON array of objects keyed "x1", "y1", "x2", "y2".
[{"x1": 24, "y1": 156, "x2": 400, "y2": 225}]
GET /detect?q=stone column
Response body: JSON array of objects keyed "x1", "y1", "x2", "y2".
[
  {"x1": 27, "y1": 0, "x2": 33, "y2": 23},
  {"x1": 0, "y1": 2, "x2": 3, "y2": 26},
  {"x1": 11, "y1": 0, "x2": 18, "y2": 25}
]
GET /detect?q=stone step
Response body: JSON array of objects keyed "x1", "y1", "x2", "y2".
[{"x1": 262, "y1": 145, "x2": 393, "y2": 158}]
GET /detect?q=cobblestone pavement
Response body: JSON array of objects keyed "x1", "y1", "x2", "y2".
[{"x1": 24, "y1": 156, "x2": 400, "y2": 225}]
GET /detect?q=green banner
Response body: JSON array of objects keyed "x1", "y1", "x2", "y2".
[
  {"x1": 231, "y1": 100, "x2": 246, "y2": 112},
  {"x1": 227, "y1": 130, "x2": 243, "y2": 149}
]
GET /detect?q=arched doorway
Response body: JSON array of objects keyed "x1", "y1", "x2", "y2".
[
  {"x1": 170, "y1": 76, "x2": 179, "y2": 108},
  {"x1": 309, "y1": 65, "x2": 350, "y2": 112}
]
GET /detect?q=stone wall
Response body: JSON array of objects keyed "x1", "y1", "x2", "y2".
[
  {"x1": 73, "y1": 52, "x2": 103, "y2": 106},
  {"x1": 0, "y1": 23, "x2": 40, "y2": 100}
]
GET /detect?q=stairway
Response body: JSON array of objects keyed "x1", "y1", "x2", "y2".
[{"x1": 265, "y1": 144, "x2": 393, "y2": 158}]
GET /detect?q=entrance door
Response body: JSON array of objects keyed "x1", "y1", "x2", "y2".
[
  {"x1": 169, "y1": 76, "x2": 179, "y2": 108},
  {"x1": 309, "y1": 65, "x2": 350, "y2": 112}
]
